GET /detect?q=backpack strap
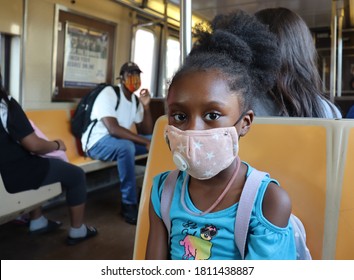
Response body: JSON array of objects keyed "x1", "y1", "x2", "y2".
[
  {"x1": 111, "y1": 86, "x2": 121, "y2": 110},
  {"x1": 160, "y1": 169, "x2": 180, "y2": 242},
  {"x1": 133, "y1": 94, "x2": 139, "y2": 110},
  {"x1": 84, "y1": 119, "x2": 97, "y2": 155},
  {"x1": 161, "y1": 167, "x2": 269, "y2": 259},
  {"x1": 235, "y1": 168, "x2": 268, "y2": 259}
]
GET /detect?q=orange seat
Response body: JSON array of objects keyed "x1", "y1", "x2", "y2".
[
  {"x1": 238, "y1": 117, "x2": 332, "y2": 260},
  {"x1": 26, "y1": 109, "x2": 147, "y2": 173},
  {"x1": 133, "y1": 116, "x2": 175, "y2": 259},
  {"x1": 133, "y1": 115, "x2": 338, "y2": 260},
  {"x1": 26, "y1": 110, "x2": 81, "y2": 164}
]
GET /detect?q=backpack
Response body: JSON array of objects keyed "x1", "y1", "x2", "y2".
[
  {"x1": 71, "y1": 83, "x2": 119, "y2": 139},
  {"x1": 160, "y1": 168, "x2": 312, "y2": 260},
  {"x1": 70, "y1": 83, "x2": 138, "y2": 153}
]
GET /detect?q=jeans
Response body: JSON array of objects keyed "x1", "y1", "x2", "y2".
[{"x1": 87, "y1": 134, "x2": 151, "y2": 204}]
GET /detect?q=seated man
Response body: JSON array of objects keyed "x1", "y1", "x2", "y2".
[{"x1": 81, "y1": 62, "x2": 153, "y2": 224}]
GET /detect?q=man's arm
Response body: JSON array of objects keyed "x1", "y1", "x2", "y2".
[{"x1": 101, "y1": 117, "x2": 150, "y2": 147}]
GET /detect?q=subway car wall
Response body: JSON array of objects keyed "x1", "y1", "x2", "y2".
[{"x1": 0, "y1": 0, "x2": 135, "y2": 111}]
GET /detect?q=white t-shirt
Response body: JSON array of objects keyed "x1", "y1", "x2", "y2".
[{"x1": 81, "y1": 85, "x2": 144, "y2": 151}]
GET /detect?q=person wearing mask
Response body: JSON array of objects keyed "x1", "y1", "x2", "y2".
[
  {"x1": 146, "y1": 10, "x2": 297, "y2": 260},
  {"x1": 82, "y1": 62, "x2": 153, "y2": 225}
]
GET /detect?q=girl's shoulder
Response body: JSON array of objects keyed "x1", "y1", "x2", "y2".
[
  {"x1": 262, "y1": 182, "x2": 292, "y2": 227},
  {"x1": 152, "y1": 170, "x2": 186, "y2": 193},
  {"x1": 244, "y1": 162, "x2": 292, "y2": 228},
  {"x1": 151, "y1": 170, "x2": 186, "y2": 219}
]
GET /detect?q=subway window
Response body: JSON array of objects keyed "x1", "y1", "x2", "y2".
[
  {"x1": 166, "y1": 36, "x2": 180, "y2": 85},
  {"x1": 133, "y1": 28, "x2": 155, "y2": 95},
  {"x1": 0, "y1": 33, "x2": 7, "y2": 89},
  {"x1": 0, "y1": 33, "x2": 20, "y2": 101}
]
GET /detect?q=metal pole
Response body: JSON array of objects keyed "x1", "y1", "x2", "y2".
[
  {"x1": 159, "y1": 0, "x2": 168, "y2": 97},
  {"x1": 329, "y1": 0, "x2": 338, "y2": 102},
  {"x1": 20, "y1": 0, "x2": 27, "y2": 106},
  {"x1": 180, "y1": 0, "x2": 192, "y2": 64},
  {"x1": 336, "y1": 1, "x2": 344, "y2": 97}
]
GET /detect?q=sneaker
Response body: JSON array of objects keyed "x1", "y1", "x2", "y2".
[{"x1": 121, "y1": 203, "x2": 138, "y2": 225}]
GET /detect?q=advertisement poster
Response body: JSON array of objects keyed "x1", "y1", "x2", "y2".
[{"x1": 63, "y1": 22, "x2": 108, "y2": 88}]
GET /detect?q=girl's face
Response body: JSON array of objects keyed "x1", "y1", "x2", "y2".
[{"x1": 167, "y1": 70, "x2": 251, "y2": 134}]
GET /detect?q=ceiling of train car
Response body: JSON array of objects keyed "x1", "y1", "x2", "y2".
[{"x1": 168, "y1": 0, "x2": 334, "y2": 28}]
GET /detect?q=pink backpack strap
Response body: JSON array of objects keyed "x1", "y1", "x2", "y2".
[
  {"x1": 235, "y1": 168, "x2": 268, "y2": 259},
  {"x1": 161, "y1": 169, "x2": 180, "y2": 239}
]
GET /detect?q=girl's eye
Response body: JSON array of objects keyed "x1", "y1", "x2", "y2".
[
  {"x1": 172, "y1": 113, "x2": 187, "y2": 122},
  {"x1": 205, "y1": 112, "x2": 221, "y2": 121}
]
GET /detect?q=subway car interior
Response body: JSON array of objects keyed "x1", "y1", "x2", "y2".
[{"x1": 1, "y1": 0, "x2": 354, "y2": 260}]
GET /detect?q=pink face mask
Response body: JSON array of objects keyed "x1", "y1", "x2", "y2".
[{"x1": 164, "y1": 125, "x2": 239, "y2": 180}]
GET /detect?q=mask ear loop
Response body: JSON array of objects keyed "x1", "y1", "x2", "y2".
[
  {"x1": 233, "y1": 111, "x2": 248, "y2": 139},
  {"x1": 234, "y1": 111, "x2": 247, "y2": 126},
  {"x1": 180, "y1": 156, "x2": 241, "y2": 216}
]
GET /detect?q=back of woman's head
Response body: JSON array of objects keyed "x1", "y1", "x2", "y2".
[
  {"x1": 170, "y1": 10, "x2": 281, "y2": 112},
  {"x1": 255, "y1": 7, "x2": 328, "y2": 117}
]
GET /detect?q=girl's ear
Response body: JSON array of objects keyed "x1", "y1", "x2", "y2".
[{"x1": 238, "y1": 110, "x2": 254, "y2": 137}]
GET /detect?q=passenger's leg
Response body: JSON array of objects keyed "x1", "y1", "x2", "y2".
[
  {"x1": 28, "y1": 207, "x2": 51, "y2": 232},
  {"x1": 88, "y1": 135, "x2": 138, "y2": 224},
  {"x1": 29, "y1": 207, "x2": 42, "y2": 220},
  {"x1": 69, "y1": 203, "x2": 85, "y2": 228},
  {"x1": 88, "y1": 135, "x2": 137, "y2": 204},
  {"x1": 39, "y1": 159, "x2": 97, "y2": 243}
]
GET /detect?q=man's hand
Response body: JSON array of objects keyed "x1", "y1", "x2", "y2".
[{"x1": 138, "y1": 88, "x2": 151, "y2": 107}]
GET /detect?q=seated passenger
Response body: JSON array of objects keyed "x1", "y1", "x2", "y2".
[
  {"x1": 0, "y1": 71, "x2": 97, "y2": 245},
  {"x1": 146, "y1": 10, "x2": 296, "y2": 260},
  {"x1": 252, "y1": 7, "x2": 342, "y2": 118},
  {"x1": 81, "y1": 62, "x2": 153, "y2": 225}
]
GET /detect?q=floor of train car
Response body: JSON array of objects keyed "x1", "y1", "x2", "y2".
[{"x1": 0, "y1": 177, "x2": 142, "y2": 260}]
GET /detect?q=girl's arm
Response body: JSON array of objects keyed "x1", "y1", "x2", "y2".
[
  {"x1": 262, "y1": 182, "x2": 292, "y2": 227},
  {"x1": 145, "y1": 198, "x2": 169, "y2": 260}
]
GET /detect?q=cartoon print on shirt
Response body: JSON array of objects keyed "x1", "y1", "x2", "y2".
[{"x1": 179, "y1": 223, "x2": 218, "y2": 260}]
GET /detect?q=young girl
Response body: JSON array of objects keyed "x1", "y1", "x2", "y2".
[{"x1": 146, "y1": 10, "x2": 296, "y2": 260}]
